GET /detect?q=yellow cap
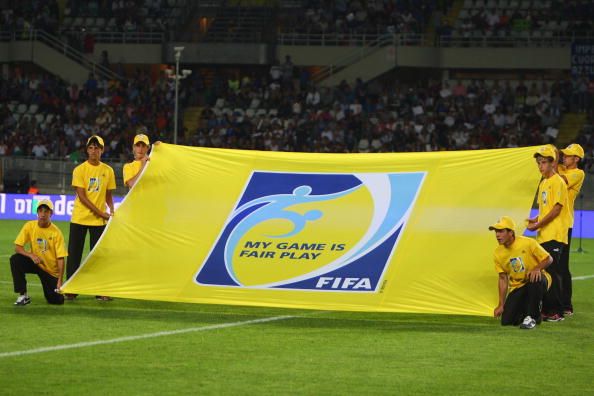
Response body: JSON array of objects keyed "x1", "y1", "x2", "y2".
[
  {"x1": 133, "y1": 134, "x2": 150, "y2": 146},
  {"x1": 561, "y1": 143, "x2": 584, "y2": 159},
  {"x1": 533, "y1": 145, "x2": 556, "y2": 161},
  {"x1": 87, "y1": 135, "x2": 105, "y2": 148},
  {"x1": 37, "y1": 199, "x2": 54, "y2": 212},
  {"x1": 488, "y1": 216, "x2": 516, "y2": 231}
]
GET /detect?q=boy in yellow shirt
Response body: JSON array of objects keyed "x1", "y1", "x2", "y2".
[
  {"x1": 526, "y1": 145, "x2": 569, "y2": 321},
  {"x1": 557, "y1": 143, "x2": 585, "y2": 315},
  {"x1": 66, "y1": 135, "x2": 116, "y2": 301},
  {"x1": 10, "y1": 199, "x2": 68, "y2": 305},
  {"x1": 490, "y1": 216, "x2": 552, "y2": 329},
  {"x1": 123, "y1": 132, "x2": 150, "y2": 189}
]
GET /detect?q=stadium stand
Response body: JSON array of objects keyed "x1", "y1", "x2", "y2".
[
  {"x1": 0, "y1": 0, "x2": 592, "y2": 195},
  {"x1": 278, "y1": 0, "x2": 453, "y2": 46},
  {"x1": 0, "y1": 0, "x2": 60, "y2": 34},
  {"x1": 0, "y1": 64, "x2": 190, "y2": 161},
  {"x1": 442, "y1": 0, "x2": 594, "y2": 47},
  {"x1": 188, "y1": 69, "x2": 589, "y2": 152},
  {"x1": 60, "y1": 0, "x2": 190, "y2": 44}
]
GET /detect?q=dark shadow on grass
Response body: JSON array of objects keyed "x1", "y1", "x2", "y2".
[
  {"x1": 3, "y1": 298, "x2": 499, "y2": 334},
  {"x1": 268, "y1": 311, "x2": 499, "y2": 334}
]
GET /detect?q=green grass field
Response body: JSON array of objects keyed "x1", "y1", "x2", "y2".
[{"x1": 0, "y1": 219, "x2": 592, "y2": 395}]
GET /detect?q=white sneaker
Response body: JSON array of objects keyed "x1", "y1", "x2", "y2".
[
  {"x1": 14, "y1": 295, "x2": 31, "y2": 306},
  {"x1": 520, "y1": 315, "x2": 536, "y2": 329}
]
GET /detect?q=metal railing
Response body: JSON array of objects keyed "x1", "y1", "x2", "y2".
[
  {"x1": 279, "y1": 30, "x2": 593, "y2": 48},
  {"x1": 437, "y1": 33, "x2": 594, "y2": 48},
  {"x1": 278, "y1": 32, "x2": 393, "y2": 47},
  {"x1": 60, "y1": 29, "x2": 165, "y2": 44}
]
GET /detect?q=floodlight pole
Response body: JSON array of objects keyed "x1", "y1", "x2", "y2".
[{"x1": 169, "y1": 46, "x2": 191, "y2": 145}]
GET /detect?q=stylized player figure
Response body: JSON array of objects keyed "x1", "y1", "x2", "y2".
[{"x1": 225, "y1": 184, "x2": 361, "y2": 283}]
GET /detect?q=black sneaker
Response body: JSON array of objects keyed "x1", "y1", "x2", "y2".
[
  {"x1": 14, "y1": 295, "x2": 31, "y2": 306},
  {"x1": 520, "y1": 316, "x2": 536, "y2": 329}
]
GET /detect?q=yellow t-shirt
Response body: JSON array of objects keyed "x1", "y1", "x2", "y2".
[
  {"x1": 71, "y1": 161, "x2": 116, "y2": 226},
  {"x1": 558, "y1": 166, "x2": 585, "y2": 227},
  {"x1": 494, "y1": 236, "x2": 552, "y2": 292},
  {"x1": 14, "y1": 221, "x2": 68, "y2": 278},
  {"x1": 536, "y1": 173, "x2": 569, "y2": 244},
  {"x1": 123, "y1": 160, "x2": 142, "y2": 187}
]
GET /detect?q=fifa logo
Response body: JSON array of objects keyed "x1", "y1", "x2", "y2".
[{"x1": 196, "y1": 171, "x2": 426, "y2": 292}]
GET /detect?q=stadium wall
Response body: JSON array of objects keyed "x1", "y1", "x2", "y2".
[
  {"x1": 94, "y1": 44, "x2": 161, "y2": 65},
  {"x1": 278, "y1": 46, "x2": 570, "y2": 69},
  {"x1": 0, "y1": 41, "x2": 89, "y2": 84}
]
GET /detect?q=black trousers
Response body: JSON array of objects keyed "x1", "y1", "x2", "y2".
[
  {"x1": 67, "y1": 223, "x2": 105, "y2": 279},
  {"x1": 559, "y1": 228, "x2": 573, "y2": 311},
  {"x1": 10, "y1": 254, "x2": 64, "y2": 305},
  {"x1": 501, "y1": 277, "x2": 548, "y2": 326},
  {"x1": 541, "y1": 240, "x2": 565, "y2": 316}
]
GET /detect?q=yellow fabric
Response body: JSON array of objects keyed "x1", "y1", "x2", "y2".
[
  {"x1": 71, "y1": 161, "x2": 116, "y2": 225},
  {"x1": 536, "y1": 174, "x2": 569, "y2": 244},
  {"x1": 558, "y1": 166, "x2": 585, "y2": 227},
  {"x1": 123, "y1": 160, "x2": 142, "y2": 186},
  {"x1": 493, "y1": 236, "x2": 552, "y2": 292},
  {"x1": 62, "y1": 145, "x2": 542, "y2": 316},
  {"x1": 14, "y1": 221, "x2": 68, "y2": 278}
]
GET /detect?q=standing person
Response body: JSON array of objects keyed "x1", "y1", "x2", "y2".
[
  {"x1": 66, "y1": 135, "x2": 116, "y2": 301},
  {"x1": 490, "y1": 216, "x2": 552, "y2": 329},
  {"x1": 27, "y1": 180, "x2": 39, "y2": 194},
  {"x1": 122, "y1": 132, "x2": 150, "y2": 189},
  {"x1": 10, "y1": 199, "x2": 67, "y2": 305},
  {"x1": 557, "y1": 143, "x2": 585, "y2": 316},
  {"x1": 526, "y1": 145, "x2": 569, "y2": 322}
]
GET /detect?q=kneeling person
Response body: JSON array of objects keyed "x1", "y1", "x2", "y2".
[
  {"x1": 10, "y1": 199, "x2": 68, "y2": 305},
  {"x1": 490, "y1": 216, "x2": 552, "y2": 329}
]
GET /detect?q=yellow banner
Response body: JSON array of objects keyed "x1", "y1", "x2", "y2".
[{"x1": 62, "y1": 144, "x2": 541, "y2": 316}]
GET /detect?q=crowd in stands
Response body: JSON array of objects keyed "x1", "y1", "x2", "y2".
[
  {"x1": 1, "y1": 61, "x2": 593, "y2": 176},
  {"x1": 280, "y1": 0, "x2": 452, "y2": 36},
  {"x1": 0, "y1": 65, "x2": 189, "y2": 161},
  {"x1": 189, "y1": 60, "x2": 593, "y2": 172},
  {"x1": 0, "y1": 0, "x2": 60, "y2": 35}
]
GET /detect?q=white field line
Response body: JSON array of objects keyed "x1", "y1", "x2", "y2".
[
  {"x1": 0, "y1": 315, "x2": 294, "y2": 359},
  {"x1": 572, "y1": 274, "x2": 594, "y2": 280},
  {"x1": 2, "y1": 273, "x2": 593, "y2": 358}
]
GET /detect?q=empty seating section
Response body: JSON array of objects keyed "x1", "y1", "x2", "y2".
[
  {"x1": 443, "y1": 0, "x2": 594, "y2": 46},
  {"x1": 61, "y1": 0, "x2": 188, "y2": 36}
]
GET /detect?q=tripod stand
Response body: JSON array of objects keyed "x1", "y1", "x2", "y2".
[{"x1": 573, "y1": 192, "x2": 587, "y2": 254}]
